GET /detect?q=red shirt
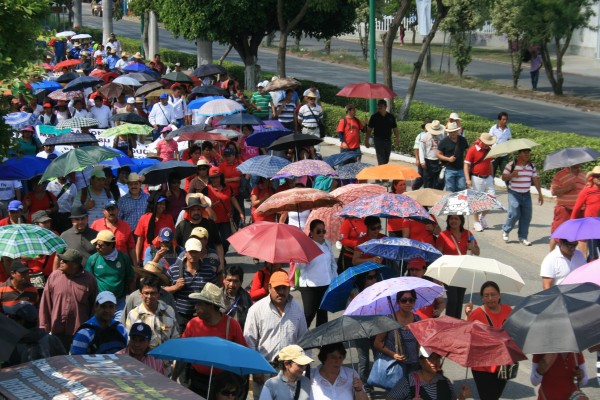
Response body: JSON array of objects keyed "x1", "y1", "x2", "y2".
[
  {"x1": 464, "y1": 141, "x2": 493, "y2": 177},
  {"x1": 336, "y1": 116, "x2": 364, "y2": 150},
  {"x1": 468, "y1": 304, "x2": 512, "y2": 373},
  {"x1": 571, "y1": 185, "x2": 600, "y2": 219},
  {"x1": 25, "y1": 191, "x2": 57, "y2": 222},
  {"x1": 207, "y1": 185, "x2": 234, "y2": 223},
  {"x1": 91, "y1": 218, "x2": 135, "y2": 255},
  {"x1": 436, "y1": 230, "x2": 476, "y2": 255},
  {"x1": 220, "y1": 160, "x2": 242, "y2": 196},
  {"x1": 251, "y1": 184, "x2": 276, "y2": 223},
  {"x1": 354, "y1": 233, "x2": 385, "y2": 263},
  {"x1": 134, "y1": 213, "x2": 175, "y2": 256},
  {"x1": 532, "y1": 353, "x2": 584, "y2": 400},
  {"x1": 339, "y1": 219, "x2": 367, "y2": 257},
  {"x1": 389, "y1": 218, "x2": 437, "y2": 246},
  {"x1": 156, "y1": 139, "x2": 179, "y2": 161}
]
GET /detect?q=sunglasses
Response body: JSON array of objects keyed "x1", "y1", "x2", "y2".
[
  {"x1": 399, "y1": 297, "x2": 416, "y2": 304},
  {"x1": 366, "y1": 274, "x2": 377, "y2": 280},
  {"x1": 219, "y1": 390, "x2": 237, "y2": 397},
  {"x1": 315, "y1": 229, "x2": 327, "y2": 234}
]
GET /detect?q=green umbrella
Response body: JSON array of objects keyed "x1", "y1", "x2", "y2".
[
  {"x1": 40, "y1": 147, "x2": 122, "y2": 182},
  {"x1": 162, "y1": 71, "x2": 192, "y2": 83},
  {"x1": 0, "y1": 225, "x2": 67, "y2": 258},
  {"x1": 100, "y1": 123, "x2": 153, "y2": 138}
]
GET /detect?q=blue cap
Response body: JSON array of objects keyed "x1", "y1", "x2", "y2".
[
  {"x1": 104, "y1": 200, "x2": 118, "y2": 209},
  {"x1": 158, "y1": 227, "x2": 173, "y2": 242},
  {"x1": 129, "y1": 322, "x2": 152, "y2": 339},
  {"x1": 8, "y1": 200, "x2": 23, "y2": 211},
  {"x1": 159, "y1": 93, "x2": 168, "y2": 99},
  {"x1": 157, "y1": 196, "x2": 168, "y2": 203}
]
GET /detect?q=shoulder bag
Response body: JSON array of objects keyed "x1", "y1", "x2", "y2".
[
  {"x1": 367, "y1": 326, "x2": 404, "y2": 389},
  {"x1": 307, "y1": 106, "x2": 326, "y2": 138},
  {"x1": 481, "y1": 311, "x2": 519, "y2": 380}
]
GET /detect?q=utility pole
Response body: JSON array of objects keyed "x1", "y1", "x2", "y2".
[{"x1": 148, "y1": 11, "x2": 158, "y2": 60}]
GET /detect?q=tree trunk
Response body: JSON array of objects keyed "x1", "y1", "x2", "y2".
[
  {"x1": 73, "y1": 0, "x2": 82, "y2": 29},
  {"x1": 383, "y1": 0, "x2": 411, "y2": 91},
  {"x1": 540, "y1": 42, "x2": 561, "y2": 95},
  {"x1": 294, "y1": 35, "x2": 301, "y2": 50},
  {"x1": 141, "y1": 12, "x2": 149, "y2": 58},
  {"x1": 553, "y1": 36, "x2": 571, "y2": 96},
  {"x1": 243, "y1": 56, "x2": 260, "y2": 89},
  {"x1": 358, "y1": 22, "x2": 369, "y2": 60},
  {"x1": 232, "y1": 34, "x2": 265, "y2": 89},
  {"x1": 102, "y1": 0, "x2": 113, "y2": 44},
  {"x1": 218, "y1": 45, "x2": 233, "y2": 66},
  {"x1": 276, "y1": 0, "x2": 311, "y2": 79},
  {"x1": 277, "y1": 31, "x2": 289, "y2": 77},
  {"x1": 148, "y1": 11, "x2": 158, "y2": 60},
  {"x1": 399, "y1": 0, "x2": 447, "y2": 121},
  {"x1": 196, "y1": 39, "x2": 213, "y2": 67}
]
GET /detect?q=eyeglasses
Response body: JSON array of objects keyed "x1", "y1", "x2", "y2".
[
  {"x1": 591, "y1": 175, "x2": 600, "y2": 179},
  {"x1": 315, "y1": 229, "x2": 327, "y2": 234},
  {"x1": 366, "y1": 274, "x2": 377, "y2": 280},
  {"x1": 141, "y1": 291, "x2": 159, "y2": 297},
  {"x1": 219, "y1": 390, "x2": 237, "y2": 397},
  {"x1": 399, "y1": 297, "x2": 416, "y2": 304}
]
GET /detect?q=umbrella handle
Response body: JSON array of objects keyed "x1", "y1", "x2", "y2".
[
  {"x1": 469, "y1": 271, "x2": 475, "y2": 303},
  {"x1": 207, "y1": 364, "x2": 213, "y2": 400}
]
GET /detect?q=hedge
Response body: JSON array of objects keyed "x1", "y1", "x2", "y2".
[{"x1": 83, "y1": 26, "x2": 600, "y2": 186}]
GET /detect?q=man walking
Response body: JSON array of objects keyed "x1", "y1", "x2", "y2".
[
  {"x1": 540, "y1": 238, "x2": 586, "y2": 289},
  {"x1": 91, "y1": 200, "x2": 137, "y2": 266},
  {"x1": 464, "y1": 132, "x2": 497, "y2": 231},
  {"x1": 436, "y1": 122, "x2": 469, "y2": 192},
  {"x1": 489, "y1": 112, "x2": 512, "y2": 177},
  {"x1": 365, "y1": 100, "x2": 399, "y2": 165},
  {"x1": 149, "y1": 93, "x2": 176, "y2": 141},
  {"x1": 336, "y1": 104, "x2": 367, "y2": 161}
]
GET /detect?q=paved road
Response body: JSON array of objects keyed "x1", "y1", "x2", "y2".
[{"x1": 82, "y1": 10, "x2": 600, "y2": 138}]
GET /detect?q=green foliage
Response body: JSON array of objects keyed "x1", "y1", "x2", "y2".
[{"x1": 292, "y1": 0, "x2": 358, "y2": 40}]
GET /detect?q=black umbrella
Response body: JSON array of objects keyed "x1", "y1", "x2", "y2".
[
  {"x1": 63, "y1": 76, "x2": 104, "y2": 92},
  {"x1": 56, "y1": 72, "x2": 79, "y2": 83},
  {"x1": 165, "y1": 124, "x2": 205, "y2": 141},
  {"x1": 325, "y1": 150, "x2": 362, "y2": 167},
  {"x1": 126, "y1": 72, "x2": 157, "y2": 83},
  {"x1": 503, "y1": 283, "x2": 600, "y2": 354},
  {"x1": 192, "y1": 64, "x2": 227, "y2": 77},
  {"x1": 298, "y1": 315, "x2": 401, "y2": 349},
  {"x1": 135, "y1": 82, "x2": 163, "y2": 97},
  {"x1": 268, "y1": 133, "x2": 323, "y2": 151},
  {"x1": 0, "y1": 313, "x2": 28, "y2": 361},
  {"x1": 139, "y1": 161, "x2": 198, "y2": 185},
  {"x1": 162, "y1": 71, "x2": 192, "y2": 83},
  {"x1": 216, "y1": 113, "x2": 264, "y2": 127},
  {"x1": 111, "y1": 112, "x2": 148, "y2": 125},
  {"x1": 543, "y1": 147, "x2": 600, "y2": 171},
  {"x1": 192, "y1": 85, "x2": 228, "y2": 96},
  {"x1": 44, "y1": 132, "x2": 99, "y2": 146}
]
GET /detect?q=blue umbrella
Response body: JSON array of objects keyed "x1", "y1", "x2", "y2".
[
  {"x1": 320, "y1": 262, "x2": 395, "y2": 312},
  {"x1": 123, "y1": 62, "x2": 153, "y2": 73},
  {"x1": 252, "y1": 120, "x2": 285, "y2": 132},
  {"x1": 357, "y1": 237, "x2": 443, "y2": 263},
  {"x1": 3, "y1": 112, "x2": 37, "y2": 131},
  {"x1": 188, "y1": 96, "x2": 225, "y2": 110},
  {"x1": 325, "y1": 150, "x2": 362, "y2": 167},
  {"x1": 31, "y1": 80, "x2": 63, "y2": 93},
  {"x1": 130, "y1": 157, "x2": 160, "y2": 173},
  {"x1": 148, "y1": 337, "x2": 276, "y2": 375},
  {"x1": 337, "y1": 162, "x2": 372, "y2": 179},
  {"x1": 236, "y1": 155, "x2": 291, "y2": 178},
  {"x1": 99, "y1": 147, "x2": 135, "y2": 168},
  {"x1": 62, "y1": 76, "x2": 104, "y2": 92},
  {"x1": 245, "y1": 127, "x2": 292, "y2": 148},
  {"x1": 0, "y1": 156, "x2": 51, "y2": 180},
  {"x1": 216, "y1": 113, "x2": 264, "y2": 126}
]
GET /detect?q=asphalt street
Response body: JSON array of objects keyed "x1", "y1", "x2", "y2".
[{"x1": 81, "y1": 9, "x2": 600, "y2": 138}]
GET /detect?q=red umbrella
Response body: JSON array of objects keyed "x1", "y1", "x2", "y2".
[
  {"x1": 256, "y1": 188, "x2": 340, "y2": 216},
  {"x1": 176, "y1": 131, "x2": 229, "y2": 142},
  {"x1": 336, "y1": 82, "x2": 398, "y2": 99},
  {"x1": 102, "y1": 72, "x2": 120, "y2": 84},
  {"x1": 407, "y1": 316, "x2": 527, "y2": 368},
  {"x1": 89, "y1": 69, "x2": 106, "y2": 78},
  {"x1": 227, "y1": 221, "x2": 323, "y2": 264},
  {"x1": 53, "y1": 59, "x2": 80, "y2": 70}
]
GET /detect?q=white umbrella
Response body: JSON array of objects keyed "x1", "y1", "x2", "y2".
[
  {"x1": 425, "y1": 255, "x2": 525, "y2": 300},
  {"x1": 485, "y1": 138, "x2": 540, "y2": 159},
  {"x1": 71, "y1": 33, "x2": 92, "y2": 40},
  {"x1": 210, "y1": 128, "x2": 242, "y2": 139},
  {"x1": 56, "y1": 31, "x2": 76, "y2": 38},
  {"x1": 113, "y1": 76, "x2": 142, "y2": 86},
  {"x1": 196, "y1": 99, "x2": 244, "y2": 117}
]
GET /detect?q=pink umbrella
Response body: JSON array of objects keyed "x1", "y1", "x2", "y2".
[
  {"x1": 561, "y1": 259, "x2": 600, "y2": 286},
  {"x1": 48, "y1": 88, "x2": 83, "y2": 101},
  {"x1": 272, "y1": 159, "x2": 338, "y2": 179},
  {"x1": 336, "y1": 82, "x2": 398, "y2": 99},
  {"x1": 256, "y1": 188, "x2": 340, "y2": 216}
]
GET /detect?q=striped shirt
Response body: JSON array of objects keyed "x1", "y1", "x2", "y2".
[
  {"x1": 250, "y1": 92, "x2": 273, "y2": 120},
  {"x1": 118, "y1": 191, "x2": 149, "y2": 231},
  {"x1": 277, "y1": 102, "x2": 296, "y2": 124},
  {"x1": 298, "y1": 104, "x2": 323, "y2": 128},
  {"x1": 550, "y1": 168, "x2": 586, "y2": 208},
  {"x1": 70, "y1": 316, "x2": 128, "y2": 355},
  {"x1": 0, "y1": 279, "x2": 39, "y2": 312},
  {"x1": 504, "y1": 161, "x2": 538, "y2": 193},
  {"x1": 124, "y1": 301, "x2": 180, "y2": 349}
]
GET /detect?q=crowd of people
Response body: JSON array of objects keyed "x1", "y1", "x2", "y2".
[{"x1": 1, "y1": 31, "x2": 599, "y2": 400}]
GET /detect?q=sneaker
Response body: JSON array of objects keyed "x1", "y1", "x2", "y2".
[
  {"x1": 502, "y1": 231, "x2": 509, "y2": 242},
  {"x1": 473, "y1": 222, "x2": 483, "y2": 232},
  {"x1": 480, "y1": 215, "x2": 489, "y2": 229},
  {"x1": 520, "y1": 238, "x2": 532, "y2": 246}
]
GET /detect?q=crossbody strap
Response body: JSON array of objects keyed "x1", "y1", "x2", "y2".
[{"x1": 449, "y1": 233, "x2": 463, "y2": 256}]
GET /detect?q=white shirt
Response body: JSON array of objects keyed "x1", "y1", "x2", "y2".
[
  {"x1": 540, "y1": 246, "x2": 587, "y2": 285},
  {"x1": 90, "y1": 104, "x2": 113, "y2": 128},
  {"x1": 168, "y1": 95, "x2": 190, "y2": 119},
  {"x1": 117, "y1": 182, "x2": 129, "y2": 197},
  {"x1": 115, "y1": 58, "x2": 129, "y2": 71},
  {"x1": 489, "y1": 124, "x2": 512, "y2": 145},
  {"x1": 287, "y1": 210, "x2": 310, "y2": 230},
  {"x1": 296, "y1": 239, "x2": 337, "y2": 287},
  {"x1": 311, "y1": 366, "x2": 359, "y2": 400},
  {"x1": 36, "y1": 149, "x2": 62, "y2": 159},
  {"x1": 148, "y1": 103, "x2": 176, "y2": 126},
  {"x1": 104, "y1": 39, "x2": 122, "y2": 54},
  {"x1": 0, "y1": 180, "x2": 22, "y2": 201}
]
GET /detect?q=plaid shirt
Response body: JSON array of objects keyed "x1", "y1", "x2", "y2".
[
  {"x1": 124, "y1": 300, "x2": 180, "y2": 349},
  {"x1": 118, "y1": 191, "x2": 149, "y2": 231}
]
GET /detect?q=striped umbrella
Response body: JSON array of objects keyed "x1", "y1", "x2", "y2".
[{"x1": 0, "y1": 225, "x2": 67, "y2": 258}]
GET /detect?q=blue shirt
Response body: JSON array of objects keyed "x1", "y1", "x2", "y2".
[
  {"x1": 106, "y1": 55, "x2": 120, "y2": 70},
  {"x1": 118, "y1": 191, "x2": 149, "y2": 231},
  {"x1": 70, "y1": 316, "x2": 128, "y2": 355}
]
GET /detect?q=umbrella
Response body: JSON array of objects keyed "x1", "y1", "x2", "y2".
[
  {"x1": 71, "y1": 33, "x2": 92, "y2": 40},
  {"x1": 98, "y1": 147, "x2": 135, "y2": 168},
  {"x1": 139, "y1": 161, "x2": 197, "y2": 185},
  {"x1": 543, "y1": 147, "x2": 600, "y2": 171},
  {"x1": 146, "y1": 89, "x2": 173, "y2": 99},
  {"x1": 408, "y1": 316, "x2": 527, "y2": 368},
  {"x1": 210, "y1": 128, "x2": 241, "y2": 139},
  {"x1": 338, "y1": 193, "x2": 431, "y2": 221},
  {"x1": 192, "y1": 85, "x2": 229, "y2": 96},
  {"x1": 162, "y1": 71, "x2": 193, "y2": 83},
  {"x1": 111, "y1": 112, "x2": 147, "y2": 125},
  {"x1": 344, "y1": 277, "x2": 445, "y2": 316},
  {"x1": 100, "y1": 123, "x2": 153, "y2": 138},
  {"x1": 54, "y1": 60, "x2": 80, "y2": 71},
  {"x1": 63, "y1": 76, "x2": 104, "y2": 92},
  {"x1": 430, "y1": 189, "x2": 506, "y2": 216},
  {"x1": 196, "y1": 99, "x2": 244, "y2": 117},
  {"x1": 188, "y1": 96, "x2": 225, "y2": 110},
  {"x1": 40, "y1": 147, "x2": 122, "y2": 182},
  {"x1": 191, "y1": 64, "x2": 227, "y2": 77},
  {"x1": 2, "y1": 112, "x2": 36, "y2": 131},
  {"x1": 357, "y1": 237, "x2": 443, "y2": 263},
  {"x1": 0, "y1": 313, "x2": 28, "y2": 361},
  {"x1": 112, "y1": 76, "x2": 142, "y2": 86},
  {"x1": 0, "y1": 156, "x2": 51, "y2": 180},
  {"x1": 253, "y1": 120, "x2": 286, "y2": 131},
  {"x1": 130, "y1": 157, "x2": 161, "y2": 173},
  {"x1": 216, "y1": 112, "x2": 264, "y2": 126},
  {"x1": 227, "y1": 221, "x2": 323, "y2": 263},
  {"x1": 135, "y1": 82, "x2": 163, "y2": 97},
  {"x1": 30, "y1": 80, "x2": 63, "y2": 92},
  {"x1": 89, "y1": 69, "x2": 106, "y2": 78},
  {"x1": 127, "y1": 72, "x2": 156, "y2": 84},
  {"x1": 356, "y1": 164, "x2": 420, "y2": 181},
  {"x1": 101, "y1": 71, "x2": 120, "y2": 84},
  {"x1": 245, "y1": 127, "x2": 292, "y2": 148},
  {"x1": 236, "y1": 155, "x2": 291, "y2": 178},
  {"x1": 425, "y1": 255, "x2": 525, "y2": 295},
  {"x1": 44, "y1": 132, "x2": 99, "y2": 146},
  {"x1": 123, "y1": 62, "x2": 153, "y2": 73},
  {"x1": 256, "y1": 188, "x2": 341, "y2": 215},
  {"x1": 272, "y1": 159, "x2": 338, "y2": 179},
  {"x1": 267, "y1": 133, "x2": 323, "y2": 152},
  {"x1": 0, "y1": 224, "x2": 67, "y2": 258},
  {"x1": 562, "y1": 259, "x2": 600, "y2": 286},
  {"x1": 336, "y1": 82, "x2": 398, "y2": 99},
  {"x1": 56, "y1": 117, "x2": 100, "y2": 129},
  {"x1": 55, "y1": 71, "x2": 80, "y2": 83},
  {"x1": 48, "y1": 88, "x2": 83, "y2": 101},
  {"x1": 298, "y1": 315, "x2": 402, "y2": 349},
  {"x1": 56, "y1": 30, "x2": 76, "y2": 37},
  {"x1": 485, "y1": 138, "x2": 541, "y2": 159},
  {"x1": 176, "y1": 131, "x2": 229, "y2": 142},
  {"x1": 337, "y1": 162, "x2": 373, "y2": 179},
  {"x1": 164, "y1": 124, "x2": 205, "y2": 140},
  {"x1": 320, "y1": 262, "x2": 394, "y2": 312},
  {"x1": 264, "y1": 77, "x2": 301, "y2": 92},
  {"x1": 325, "y1": 151, "x2": 362, "y2": 167},
  {"x1": 98, "y1": 82, "x2": 134, "y2": 98},
  {"x1": 404, "y1": 188, "x2": 451, "y2": 207},
  {"x1": 551, "y1": 217, "x2": 600, "y2": 241},
  {"x1": 503, "y1": 283, "x2": 600, "y2": 354}
]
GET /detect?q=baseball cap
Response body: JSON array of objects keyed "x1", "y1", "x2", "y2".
[
  {"x1": 159, "y1": 93, "x2": 168, "y2": 99},
  {"x1": 91, "y1": 230, "x2": 116, "y2": 244},
  {"x1": 157, "y1": 195, "x2": 168, "y2": 203},
  {"x1": 269, "y1": 271, "x2": 290, "y2": 287},
  {"x1": 191, "y1": 226, "x2": 209, "y2": 240},
  {"x1": 158, "y1": 227, "x2": 173, "y2": 242},
  {"x1": 185, "y1": 238, "x2": 203, "y2": 252},
  {"x1": 11, "y1": 260, "x2": 32, "y2": 274},
  {"x1": 8, "y1": 200, "x2": 23, "y2": 211},
  {"x1": 31, "y1": 210, "x2": 52, "y2": 223},
  {"x1": 91, "y1": 169, "x2": 106, "y2": 179},
  {"x1": 4, "y1": 302, "x2": 38, "y2": 323},
  {"x1": 278, "y1": 345, "x2": 314, "y2": 365},
  {"x1": 126, "y1": 97, "x2": 135, "y2": 104},
  {"x1": 21, "y1": 126, "x2": 34, "y2": 133},
  {"x1": 96, "y1": 291, "x2": 117, "y2": 305},
  {"x1": 223, "y1": 148, "x2": 235, "y2": 156},
  {"x1": 104, "y1": 200, "x2": 118, "y2": 210},
  {"x1": 57, "y1": 248, "x2": 83, "y2": 264},
  {"x1": 129, "y1": 322, "x2": 152, "y2": 340},
  {"x1": 43, "y1": 103, "x2": 53, "y2": 108}
]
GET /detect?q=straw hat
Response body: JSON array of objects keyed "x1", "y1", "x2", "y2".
[
  {"x1": 134, "y1": 261, "x2": 169, "y2": 285},
  {"x1": 425, "y1": 120, "x2": 445, "y2": 136},
  {"x1": 189, "y1": 282, "x2": 225, "y2": 309}
]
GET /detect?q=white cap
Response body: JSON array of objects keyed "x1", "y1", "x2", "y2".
[
  {"x1": 449, "y1": 112, "x2": 461, "y2": 120},
  {"x1": 185, "y1": 238, "x2": 203, "y2": 252},
  {"x1": 126, "y1": 97, "x2": 135, "y2": 104},
  {"x1": 96, "y1": 291, "x2": 117, "y2": 305}
]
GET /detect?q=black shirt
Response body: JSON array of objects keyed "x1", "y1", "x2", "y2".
[
  {"x1": 60, "y1": 226, "x2": 98, "y2": 266},
  {"x1": 368, "y1": 112, "x2": 397, "y2": 141},
  {"x1": 437, "y1": 135, "x2": 469, "y2": 170},
  {"x1": 175, "y1": 218, "x2": 222, "y2": 249}
]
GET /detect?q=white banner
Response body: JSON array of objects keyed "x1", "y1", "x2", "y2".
[{"x1": 417, "y1": 0, "x2": 432, "y2": 36}]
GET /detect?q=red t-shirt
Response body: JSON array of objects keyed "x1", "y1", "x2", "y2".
[
  {"x1": 207, "y1": 185, "x2": 234, "y2": 224},
  {"x1": 340, "y1": 219, "x2": 367, "y2": 257},
  {"x1": 468, "y1": 304, "x2": 512, "y2": 373},
  {"x1": 134, "y1": 213, "x2": 175, "y2": 256},
  {"x1": 464, "y1": 141, "x2": 493, "y2": 177},
  {"x1": 532, "y1": 353, "x2": 584, "y2": 400},
  {"x1": 91, "y1": 218, "x2": 135, "y2": 255},
  {"x1": 251, "y1": 184, "x2": 276, "y2": 223},
  {"x1": 436, "y1": 230, "x2": 476, "y2": 255},
  {"x1": 389, "y1": 218, "x2": 437, "y2": 246},
  {"x1": 220, "y1": 160, "x2": 242, "y2": 196},
  {"x1": 571, "y1": 185, "x2": 600, "y2": 219},
  {"x1": 25, "y1": 191, "x2": 57, "y2": 222},
  {"x1": 336, "y1": 116, "x2": 364, "y2": 150}
]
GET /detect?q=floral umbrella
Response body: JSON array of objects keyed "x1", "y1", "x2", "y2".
[
  {"x1": 256, "y1": 188, "x2": 340, "y2": 216},
  {"x1": 429, "y1": 189, "x2": 506, "y2": 216},
  {"x1": 338, "y1": 193, "x2": 432, "y2": 221},
  {"x1": 48, "y1": 88, "x2": 83, "y2": 101},
  {"x1": 272, "y1": 160, "x2": 338, "y2": 179},
  {"x1": 337, "y1": 162, "x2": 373, "y2": 180}
]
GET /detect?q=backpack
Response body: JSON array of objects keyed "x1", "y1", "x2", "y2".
[
  {"x1": 78, "y1": 321, "x2": 127, "y2": 354},
  {"x1": 505, "y1": 159, "x2": 534, "y2": 188}
]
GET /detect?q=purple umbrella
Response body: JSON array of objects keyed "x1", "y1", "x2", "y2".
[
  {"x1": 272, "y1": 160, "x2": 338, "y2": 179},
  {"x1": 344, "y1": 277, "x2": 445, "y2": 316},
  {"x1": 338, "y1": 193, "x2": 432, "y2": 221},
  {"x1": 561, "y1": 259, "x2": 600, "y2": 286},
  {"x1": 551, "y1": 217, "x2": 600, "y2": 241}
]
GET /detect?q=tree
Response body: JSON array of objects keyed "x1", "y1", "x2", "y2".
[
  {"x1": 492, "y1": 0, "x2": 529, "y2": 88},
  {"x1": 399, "y1": 0, "x2": 448, "y2": 120},
  {"x1": 354, "y1": 0, "x2": 385, "y2": 61},
  {"x1": 381, "y1": 0, "x2": 412, "y2": 103},
  {"x1": 276, "y1": 0, "x2": 312, "y2": 77}
]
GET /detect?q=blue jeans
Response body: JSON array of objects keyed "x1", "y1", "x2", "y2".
[
  {"x1": 502, "y1": 189, "x2": 533, "y2": 240},
  {"x1": 444, "y1": 168, "x2": 466, "y2": 192}
]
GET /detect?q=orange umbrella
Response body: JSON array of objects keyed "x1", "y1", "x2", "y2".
[{"x1": 356, "y1": 164, "x2": 420, "y2": 181}]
